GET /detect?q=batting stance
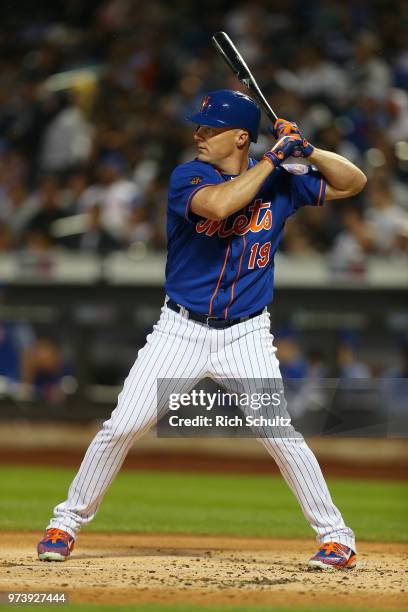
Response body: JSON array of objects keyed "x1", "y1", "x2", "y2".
[{"x1": 38, "y1": 90, "x2": 366, "y2": 570}]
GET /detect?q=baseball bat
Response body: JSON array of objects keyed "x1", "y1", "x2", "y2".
[{"x1": 212, "y1": 31, "x2": 278, "y2": 123}]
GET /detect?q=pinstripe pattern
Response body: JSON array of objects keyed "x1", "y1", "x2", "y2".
[
  {"x1": 48, "y1": 304, "x2": 354, "y2": 551},
  {"x1": 49, "y1": 304, "x2": 211, "y2": 538},
  {"x1": 207, "y1": 311, "x2": 355, "y2": 550}
]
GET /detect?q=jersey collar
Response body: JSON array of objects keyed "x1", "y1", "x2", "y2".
[{"x1": 217, "y1": 158, "x2": 256, "y2": 180}]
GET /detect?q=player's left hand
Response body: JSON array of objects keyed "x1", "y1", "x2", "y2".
[
  {"x1": 272, "y1": 118, "x2": 301, "y2": 139},
  {"x1": 269, "y1": 119, "x2": 314, "y2": 158}
]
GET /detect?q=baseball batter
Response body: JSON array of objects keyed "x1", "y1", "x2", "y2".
[{"x1": 37, "y1": 90, "x2": 366, "y2": 570}]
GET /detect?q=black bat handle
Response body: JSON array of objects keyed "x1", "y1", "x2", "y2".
[{"x1": 255, "y1": 94, "x2": 278, "y2": 123}]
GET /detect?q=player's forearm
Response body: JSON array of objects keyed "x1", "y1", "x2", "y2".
[
  {"x1": 194, "y1": 160, "x2": 273, "y2": 220},
  {"x1": 308, "y1": 148, "x2": 367, "y2": 198}
]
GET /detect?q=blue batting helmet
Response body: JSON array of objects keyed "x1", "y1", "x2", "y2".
[{"x1": 186, "y1": 90, "x2": 261, "y2": 142}]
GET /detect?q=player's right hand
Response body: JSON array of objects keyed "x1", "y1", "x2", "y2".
[
  {"x1": 269, "y1": 119, "x2": 314, "y2": 158},
  {"x1": 263, "y1": 134, "x2": 303, "y2": 168}
]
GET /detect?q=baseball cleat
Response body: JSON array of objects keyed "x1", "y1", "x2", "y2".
[
  {"x1": 37, "y1": 528, "x2": 75, "y2": 562},
  {"x1": 308, "y1": 542, "x2": 356, "y2": 570}
]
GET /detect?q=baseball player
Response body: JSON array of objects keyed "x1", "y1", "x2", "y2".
[{"x1": 37, "y1": 90, "x2": 366, "y2": 570}]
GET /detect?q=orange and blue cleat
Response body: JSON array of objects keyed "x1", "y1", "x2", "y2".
[
  {"x1": 37, "y1": 528, "x2": 75, "y2": 562},
  {"x1": 308, "y1": 542, "x2": 357, "y2": 570}
]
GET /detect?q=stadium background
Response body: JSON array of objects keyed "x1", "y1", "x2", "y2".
[{"x1": 0, "y1": 0, "x2": 407, "y2": 610}]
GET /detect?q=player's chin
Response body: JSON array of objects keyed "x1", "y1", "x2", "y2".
[{"x1": 196, "y1": 150, "x2": 211, "y2": 162}]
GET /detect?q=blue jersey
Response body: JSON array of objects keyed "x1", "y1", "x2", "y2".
[{"x1": 165, "y1": 158, "x2": 325, "y2": 319}]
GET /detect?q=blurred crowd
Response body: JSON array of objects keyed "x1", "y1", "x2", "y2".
[
  {"x1": 0, "y1": 0, "x2": 407, "y2": 265},
  {"x1": 0, "y1": 320, "x2": 406, "y2": 410},
  {"x1": 0, "y1": 323, "x2": 74, "y2": 403}
]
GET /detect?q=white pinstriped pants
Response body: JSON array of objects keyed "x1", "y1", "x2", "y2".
[{"x1": 49, "y1": 302, "x2": 355, "y2": 550}]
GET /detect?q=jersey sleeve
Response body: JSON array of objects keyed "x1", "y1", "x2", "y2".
[
  {"x1": 168, "y1": 162, "x2": 218, "y2": 224},
  {"x1": 282, "y1": 163, "x2": 326, "y2": 216}
]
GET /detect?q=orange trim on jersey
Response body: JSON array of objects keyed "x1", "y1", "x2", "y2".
[
  {"x1": 185, "y1": 183, "x2": 214, "y2": 221},
  {"x1": 224, "y1": 235, "x2": 246, "y2": 319},
  {"x1": 209, "y1": 240, "x2": 231, "y2": 316},
  {"x1": 316, "y1": 177, "x2": 324, "y2": 207}
]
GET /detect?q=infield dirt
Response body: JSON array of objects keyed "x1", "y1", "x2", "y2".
[{"x1": 1, "y1": 532, "x2": 407, "y2": 608}]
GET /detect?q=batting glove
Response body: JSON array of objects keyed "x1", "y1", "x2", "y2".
[
  {"x1": 263, "y1": 134, "x2": 304, "y2": 168},
  {"x1": 272, "y1": 117, "x2": 301, "y2": 139},
  {"x1": 269, "y1": 118, "x2": 314, "y2": 158}
]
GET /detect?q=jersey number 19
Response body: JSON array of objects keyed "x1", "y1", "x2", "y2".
[{"x1": 248, "y1": 241, "x2": 271, "y2": 269}]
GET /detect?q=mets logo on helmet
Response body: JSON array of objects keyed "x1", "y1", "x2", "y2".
[
  {"x1": 190, "y1": 176, "x2": 202, "y2": 185},
  {"x1": 200, "y1": 96, "x2": 210, "y2": 112}
]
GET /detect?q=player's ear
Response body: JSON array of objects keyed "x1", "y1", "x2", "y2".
[{"x1": 236, "y1": 129, "x2": 250, "y2": 149}]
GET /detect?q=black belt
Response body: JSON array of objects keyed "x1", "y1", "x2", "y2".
[{"x1": 167, "y1": 299, "x2": 264, "y2": 329}]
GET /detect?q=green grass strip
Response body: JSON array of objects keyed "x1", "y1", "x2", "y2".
[{"x1": 0, "y1": 467, "x2": 406, "y2": 542}]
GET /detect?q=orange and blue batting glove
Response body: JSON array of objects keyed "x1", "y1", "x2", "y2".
[
  {"x1": 272, "y1": 118, "x2": 301, "y2": 139},
  {"x1": 269, "y1": 118, "x2": 314, "y2": 158},
  {"x1": 263, "y1": 134, "x2": 304, "y2": 168}
]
